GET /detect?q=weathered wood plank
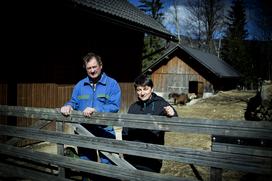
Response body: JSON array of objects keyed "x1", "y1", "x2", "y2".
[
  {"x1": 210, "y1": 138, "x2": 272, "y2": 181},
  {"x1": 0, "y1": 162, "x2": 71, "y2": 181},
  {"x1": 212, "y1": 142, "x2": 272, "y2": 157},
  {"x1": 0, "y1": 144, "x2": 194, "y2": 181},
  {"x1": 210, "y1": 167, "x2": 222, "y2": 181},
  {"x1": 56, "y1": 121, "x2": 65, "y2": 178},
  {"x1": 72, "y1": 123, "x2": 136, "y2": 170},
  {"x1": 5, "y1": 119, "x2": 51, "y2": 145},
  {"x1": 0, "y1": 105, "x2": 271, "y2": 139},
  {"x1": 0, "y1": 125, "x2": 271, "y2": 174}
]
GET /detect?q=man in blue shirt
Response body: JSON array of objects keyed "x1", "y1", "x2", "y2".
[{"x1": 60, "y1": 52, "x2": 121, "y2": 168}]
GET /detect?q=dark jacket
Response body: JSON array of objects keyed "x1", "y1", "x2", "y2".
[{"x1": 123, "y1": 93, "x2": 178, "y2": 172}]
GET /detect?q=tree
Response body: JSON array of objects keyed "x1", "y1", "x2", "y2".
[
  {"x1": 139, "y1": 0, "x2": 164, "y2": 22},
  {"x1": 186, "y1": 0, "x2": 225, "y2": 53},
  {"x1": 168, "y1": 0, "x2": 182, "y2": 43},
  {"x1": 249, "y1": 0, "x2": 272, "y2": 41},
  {"x1": 201, "y1": 0, "x2": 225, "y2": 53},
  {"x1": 163, "y1": 0, "x2": 225, "y2": 54},
  {"x1": 248, "y1": 0, "x2": 272, "y2": 80},
  {"x1": 221, "y1": 0, "x2": 254, "y2": 88},
  {"x1": 162, "y1": 0, "x2": 190, "y2": 44},
  {"x1": 185, "y1": 0, "x2": 204, "y2": 47},
  {"x1": 138, "y1": 0, "x2": 167, "y2": 70}
]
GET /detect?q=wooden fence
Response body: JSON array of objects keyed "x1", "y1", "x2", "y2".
[{"x1": 0, "y1": 105, "x2": 271, "y2": 181}]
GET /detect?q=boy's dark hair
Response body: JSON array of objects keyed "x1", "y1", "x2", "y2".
[{"x1": 134, "y1": 74, "x2": 153, "y2": 89}]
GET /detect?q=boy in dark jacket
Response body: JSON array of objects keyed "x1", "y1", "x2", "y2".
[{"x1": 123, "y1": 74, "x2": 178, "y2": 173}]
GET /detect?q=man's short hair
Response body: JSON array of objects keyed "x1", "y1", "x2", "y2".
[{"x1": 83, "y1": 52, "x2": 103, "y2": 68}]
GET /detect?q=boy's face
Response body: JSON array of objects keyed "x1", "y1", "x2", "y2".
[{"x1": 136, "y1": 85, "x2": 153, "y2": 101}]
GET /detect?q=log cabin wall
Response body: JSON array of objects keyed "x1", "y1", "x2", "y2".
[
  {"x1": 151, "y1": 56, "x2": 210, "y2": 96},
  {"x1": 16, "y1": 84, "x2": 58, "y2": 129},
  {"x1": 0, "y1": 81, "x2": 136, "y2": 130},
  {"x1": 119, "y1": 83, "x2": 138, "y2": 113},
  {"x1": 0, "y1": 84, "x2": 8, "y2": 126}
]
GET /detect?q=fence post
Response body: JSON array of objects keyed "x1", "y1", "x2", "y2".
[
  {"x1": 57, "y1": 121, "x2": 65, "y2": 178},
  {"x1": 210, "y1": 167, "x2": 222, "y2": 181},
  {"x1": 210, "y1": 136, "x2": 222, "y2": 181}
]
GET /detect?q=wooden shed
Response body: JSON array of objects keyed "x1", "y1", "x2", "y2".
[
  {"x1": 143, "y1": 43, "x2": 241, "y2": 97},
  {"x1": 0, "y1": 0, "x2": 176, "y2": 126}
]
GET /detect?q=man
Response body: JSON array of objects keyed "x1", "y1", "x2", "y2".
[{"x1": 60, "y1": 52, "x2": 121, "y2": 165}]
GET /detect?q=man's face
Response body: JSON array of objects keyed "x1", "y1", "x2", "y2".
[
  {"x1": 136, "y1": 85, "x2": 153, "y2": 101},
  {"x1": 85, "y1": 57, "x2": 102, "y2": 80}
]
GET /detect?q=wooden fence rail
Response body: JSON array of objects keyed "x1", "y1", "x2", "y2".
[{"x1": 0, "y1": 105, "x2": 271, "y2": 181}]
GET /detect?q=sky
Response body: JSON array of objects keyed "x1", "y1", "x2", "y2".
[{"x1": 128, "y1": 0, "x2": 264, "y2": 40}]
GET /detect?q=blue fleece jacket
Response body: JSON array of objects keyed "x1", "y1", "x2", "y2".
[{"x1": 65, "y1": 72, "x2": 121, "y2": 136}]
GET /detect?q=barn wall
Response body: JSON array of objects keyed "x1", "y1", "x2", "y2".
[
  {"x1": 16, "y1": 84, "x2": 58, "y2": 132},
  {"x1": 0, "y1": 81, "x2": 136, "y2": 129},
  {"x1": 0, "y1": 0, "x2": 144, "y2": 128},
  {"x1": 0, "y1": 84, "x2": 7, "y2": 106},
  {"x1": 152, "y1": 56, "x2": 210, "y2": 96},
  {"x1": 119, "y1": 83, "x2": 138, "y2": 113},
  {"x1": 0, "y1": 84, "x2": 8, "y2": 126},
  {"x1": 2, "y1": 1, "x2": 143, "y2": 83}
]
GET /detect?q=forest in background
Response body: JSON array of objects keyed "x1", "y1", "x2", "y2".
[{"x1": 133, "y1": 0, "x2": 272, "y2": 89}]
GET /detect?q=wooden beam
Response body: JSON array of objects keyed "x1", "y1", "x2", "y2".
[
  {"x1": 56, "y1": 121, "x2": 65, "y2": 178},
  {"x1": 0, "y1": 162, "x2": 71, "y2": 181},
  {"x1": 210, "y1": 167, "x2": 222, "y2": 181},
  {"x1": 212, "y1": 142, "x2": 272, "y2": 157},
  {"x1": 0, "y1": 144, "x2": 193, "y2": 181},
  {"x1": 72, "y1": 123, "x2": 136, "y2": 170},
  {"x1": 0, "y1": 125, "x2": 270, "y2": 174},
  {"x1": 5, "y1": 119, "x2": 51, "y2": 145},
  {"x1": 0, "y1": 105, "x2": 271, "y2": 139}
]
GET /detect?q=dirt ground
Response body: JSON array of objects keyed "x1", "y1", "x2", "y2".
[{"x1": 161, "y1": 90, "x2": 257, "y2": 181}]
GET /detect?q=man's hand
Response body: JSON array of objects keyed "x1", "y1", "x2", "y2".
[
  {"x1": 83, "y1": 107, "x2": 97, "y2": 117},
  {"x1": 60, "y1": 105, "x2": 73, "y2": 116}
]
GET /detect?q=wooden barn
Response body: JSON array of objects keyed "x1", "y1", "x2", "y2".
[
  {"x1": 0, "y1": 0, "x2": 177, "y2": 125},
  {"x1": 143, "y1": 43, "x2": 241, "y2": 97}
]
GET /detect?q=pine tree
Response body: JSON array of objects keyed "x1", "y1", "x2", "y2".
[
  {"x1": 138, "y1": 0, "x2": 167, "y2": 70},
  {"x1": 139, "y1": 0, "x2": 164, "y2": 22},
  {"x1": 221, "y1": 0, "x2": 255, "y2": 88}
]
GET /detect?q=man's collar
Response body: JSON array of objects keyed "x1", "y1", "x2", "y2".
[{"x1": 84, "y1": 73, "x2": 107, "y2": 85}]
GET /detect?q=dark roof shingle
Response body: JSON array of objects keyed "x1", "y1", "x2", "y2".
[
  {"x1": 144, "y1": 43, "x2": 241, "y2": 78},
  {"x1": 72, "y1": 0, "x2": 176, "y2": 41},
  {"x1": 181, "y1": 46, "x2": 241, "y2": 78}
]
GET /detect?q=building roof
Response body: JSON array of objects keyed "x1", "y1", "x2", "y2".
[
  {"x1": 72, "y1": 0, "x2": 177, "y2": 41},
  {"x1": 143, "y1": 43, "x2": 241, "y2": 78}
]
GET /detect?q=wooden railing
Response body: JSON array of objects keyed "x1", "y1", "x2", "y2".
[{"x1": 0, "y1": 105, "x2": 271, "y2": 181}]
